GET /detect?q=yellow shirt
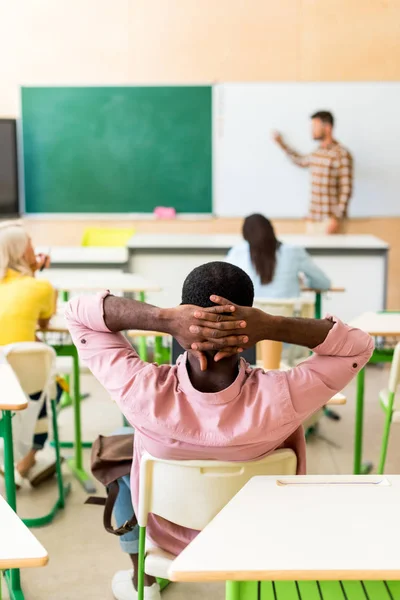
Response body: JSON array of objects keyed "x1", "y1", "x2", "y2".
[{"x1": 0, "y1": 269, "x2": 55, "y2": 345}]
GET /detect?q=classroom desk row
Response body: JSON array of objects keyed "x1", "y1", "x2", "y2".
[{"x1": 169, "y1": 475, "x2": 400, "y2": 599}]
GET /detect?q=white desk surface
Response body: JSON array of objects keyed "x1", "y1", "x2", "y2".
[
  {"x1": 36, "y1": 246, "x2": 128, "y2": 265},
  {"x1": 350, "y1": 312, "x2": 400, "y2": 336},
  {"x1": 37, "y1": 269, "x2": 161, "y2": 293},
  {"x1": 0, "y1": 494, "x2": 48, "y2": 569},
  {"x1": 128, "y1": 233, "x2": 389, "y2": 251},
  {"x1": 169, "y1": 475, "x2": 400, "y2": 582},
  {"x1": 0, "y1": 357, "x2": 28, "y2": 411}
]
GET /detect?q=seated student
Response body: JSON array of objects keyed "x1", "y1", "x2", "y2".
[
  {"x1": 66, "y1": 261, "x2": 373, "y2": 600},
  {"x1": 227, "y1": 213, "x2": 331, "y2": 298},
  {"x1": 0, "y1": 222, "x2": 59, "y2": 485}
]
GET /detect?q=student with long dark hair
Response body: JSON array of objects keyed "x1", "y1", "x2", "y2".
[{"x1": 227, "y1": 214, "x2": 330, "y2": 298}]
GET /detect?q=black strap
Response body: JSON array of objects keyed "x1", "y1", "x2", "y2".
[{"x1": 85, "y1": 480, "x2": 137, "y2": 537}]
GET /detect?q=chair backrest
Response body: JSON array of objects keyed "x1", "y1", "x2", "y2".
[
  {"x1": 389, "y1": 342, "x2": 400, "y2": 394},
  {"x1": 81, "y1": 227, "x2": 135, "y2": 247},
  {"x1": 254, "y1": 298, "x2": 297, "y2": 318},
  {"x1": 138, "y1": 449, "x2": 297, "y2": 530},
  {"x1": 3, "y1": 342, "x2": 56, "y2": 396}
]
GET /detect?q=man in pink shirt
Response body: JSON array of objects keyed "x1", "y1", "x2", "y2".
[{"x1": 65, "y1": 261, "x2": 373, "y2": 600}]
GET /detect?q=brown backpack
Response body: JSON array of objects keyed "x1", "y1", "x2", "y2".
[{"x1": 86, "y1": 433, "x2": 137, "y2": 536}]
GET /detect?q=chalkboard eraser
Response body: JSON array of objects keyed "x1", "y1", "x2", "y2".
[{"x1": 154, "y1": 207, "x2": 177, "y2": 219}]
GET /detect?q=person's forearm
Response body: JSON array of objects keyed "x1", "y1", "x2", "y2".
[
  {"x1": 259, "y1": 314, "x2": 334, "y2": 349},
  {"x1": 103, "y1": 295, "x2": 169, "y2": 333}
]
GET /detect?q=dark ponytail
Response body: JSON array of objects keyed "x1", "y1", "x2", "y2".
[{"x1": 242, "y1": 214, "x2": 280, "y2": 285}]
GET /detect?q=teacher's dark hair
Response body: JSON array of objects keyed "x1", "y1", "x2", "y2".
[
  {"x1": 311, "y1": 111, "x2": 334, "y2": 127},
  {"x1": 242, "y1": 214, "x2": 280, "y2": 285}
]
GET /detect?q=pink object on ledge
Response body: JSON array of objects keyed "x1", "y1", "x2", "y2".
[{"x1": 154, "y1": 206, "x2": 177, "y2": 219}]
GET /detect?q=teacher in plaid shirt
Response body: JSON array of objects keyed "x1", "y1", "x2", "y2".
[{"x1": 273, "y1": 111, "x2": 353, "y2": 235}]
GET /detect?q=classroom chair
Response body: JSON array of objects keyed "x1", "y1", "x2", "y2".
[
  {"x1": 81, "y1": 227, "x2": 135, "y2": 247},
  {"x1": 136, "y1": 449, "x2": 297, "y2": 600},
  {"x1": 378, "y1": 342, "x2": 400, "y2": 474},
  {"x1": 2, "y1": 342, "x2": 70, "y2": 527}
]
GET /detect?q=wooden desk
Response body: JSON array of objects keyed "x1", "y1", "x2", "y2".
[
  {"x1": 36, "y1": 246, "x2": 128, "y2": 269},
  {"x1": 302, "y1": 287, "x2": 346, "y2": 319},
  {"x1": 350, "y1": 312, "x2": 400, "y2": 475},
  {"x1": 170, "y1": 475, "x2": 400, "y2": 598},
  {"x1": 0, "y1": 494, "x2": 48, "y2": 570},
  {"x1": 0, "y1": 493, "x2": 48, "y2": 600},
  {"x1": 37, "y1": 269, "x2": 160, "y2": 296},
  {"x1": 128, "y1": 233, "x2": 388, "y2": 320}
]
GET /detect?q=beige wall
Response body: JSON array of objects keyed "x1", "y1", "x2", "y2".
[
  {"x1": 1, "y1": 0, "x2": 399, "y2": 306},
  {"x1": 1, "y1": 0, "x2": 400, "y2": 116}
]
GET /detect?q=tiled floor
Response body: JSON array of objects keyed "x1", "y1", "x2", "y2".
[{"x1": 1, "y1": 364, "x2": 396, "y2": 599}]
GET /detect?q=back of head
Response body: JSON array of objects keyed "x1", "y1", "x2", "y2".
[
  {"x1": 242, "y1": 214, "x2": 279, "y2": 285},
  {"x1": 182, "y1": 261, "x2": 254, "y2": 308},
  {"x1": 0, "y1": 221, "x2": 30, "y2": 280}
]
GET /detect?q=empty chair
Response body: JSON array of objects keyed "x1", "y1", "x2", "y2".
[
  {"x1": 136, "y1": 449, "x2": 297, "y2": 600},
  {"x1": 3, "y1": 342, "x2": 69, "y2": 526}
]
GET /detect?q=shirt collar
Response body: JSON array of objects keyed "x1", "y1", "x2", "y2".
[{"x1": 176, "y1": 351, "x2": 250, "y2": 405}]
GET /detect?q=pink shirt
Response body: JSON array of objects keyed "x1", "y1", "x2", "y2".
[{"x1": 65, "y1": 293, "x2": 374, "y2": 555}]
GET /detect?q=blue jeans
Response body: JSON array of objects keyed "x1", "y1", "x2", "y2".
[{"x1": 112, "y1": 427, "x2": 139, "y2": 554}]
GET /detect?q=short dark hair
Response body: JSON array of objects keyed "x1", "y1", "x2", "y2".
[
  {"x1": 181, "y1": 261, "x2": 254, "y2": 308},
  {"x1": 311, "y1": 111, "x2": 334, "y2": 127}
]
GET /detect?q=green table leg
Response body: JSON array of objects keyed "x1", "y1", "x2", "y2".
[
  {"x1": 226, "y1": 581, "x2": 241, "y2": 600},
  {"x1": 154, "y1": 336, "x2": 163, "y2": 364},
  {"x1": 2, "y1": 411, "x2": 24, "y2": 600},
  {"x1": 314, "y1": 292, "x2": 322, "y2": 320},
  {"x1": 53, "y1": 345, "x2": 96, "y2": 493}
]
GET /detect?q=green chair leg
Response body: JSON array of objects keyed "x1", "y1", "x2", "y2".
[
  {"x1": 378, "y1": 391, "x2": 395, "y2": 474},
  {"x1": 23, "y1": 398, "x2": 71, "y2": 528},
  {"x1": 137, "y1": 526, "x2": 146, "y2": 600}
]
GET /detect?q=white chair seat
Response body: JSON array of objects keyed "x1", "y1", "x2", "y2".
[
  {"x1": 380, "y1": 388, "x2": 400, "y2": 422},
  {"x1": 56, "y1": 356, "x2": 91, "y2": 375},
  {"x1": 145, "y1": 544, "x2": 175, "y2": 579}
]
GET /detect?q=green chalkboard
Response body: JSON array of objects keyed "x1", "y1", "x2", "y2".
[{"x1": 21, "y1": 86, "x2": 212, "y2": 213}]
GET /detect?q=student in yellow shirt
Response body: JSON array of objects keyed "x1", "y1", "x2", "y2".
[{"x1": 0, "y1": 222, "x2": 59, "y2": 485}]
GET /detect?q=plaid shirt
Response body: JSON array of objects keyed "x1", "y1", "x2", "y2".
[{"x1": 283, "y1": 141, "x2": 353, "y2": 221}]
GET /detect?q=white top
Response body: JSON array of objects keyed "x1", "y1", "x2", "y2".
[
  {"x1": 0, "y1": 355, "x2": 28, "y2": 411},
  {"x1": 0, "y1": 494, "x2": 48, "y2": 569},
  {"x1": 169, "y1": 475, "x2": 400, "y2": 582},
  {"x1": 36, "y1": 246, "x2": 128, "y2": 265},
  {"x1": 227, "y1": 242, "x2": 331, "y2": 298},
  {"x1": 36, "y1": 270, "x2": 161, "y2": 293},
  {"x1": 350, "y1": 312, "x2": 400, "y2": 336},
  {"x1": 128, "y1": 233, "x2": 389, "y2": 251}
]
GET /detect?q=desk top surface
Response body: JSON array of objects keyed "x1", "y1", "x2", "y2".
[
  {"x1": 170, "y1": 475, "x2": 400, "y2": 582},
  {"x1": 128, "y1": 233, "x2": 389, "y2": 251},
  {"x1": 36, "y1": 246, "x2": 128, "y2": 264},
  {"x1": 0, "y1": 357, "x2": 28, "y2": 411},
  {"x1": 0, "y1": 494, "x2": 48, "y2": 569},
  {"x1": 350, "y1": 311, "x2": 400, "y2": 336},
  {"x1": 37, "y1": 269, "x2": 161, "y2": 292}
]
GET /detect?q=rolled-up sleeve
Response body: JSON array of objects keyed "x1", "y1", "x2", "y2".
[
  {"x1": 284, "y1": 316, "x2": 374, "y2": 421},
  {"x1": 65, "y1": 292, "x2": 149, "y2": 404}
]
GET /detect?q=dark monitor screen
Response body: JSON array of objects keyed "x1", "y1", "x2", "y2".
[
  {"x1": 172, "y1": 338, "x2": 256, "y2": 365},
  {"x1": 0, "y1": 119, "x2": 19, "y2": 215}
]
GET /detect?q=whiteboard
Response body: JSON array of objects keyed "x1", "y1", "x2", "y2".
[{"x1": 214, "y1": 82, "x2": 400, "y2": 218}]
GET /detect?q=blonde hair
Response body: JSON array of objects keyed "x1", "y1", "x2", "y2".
[{"x1": 0, "y1": 222, "x2": 32, "y2": 280}]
